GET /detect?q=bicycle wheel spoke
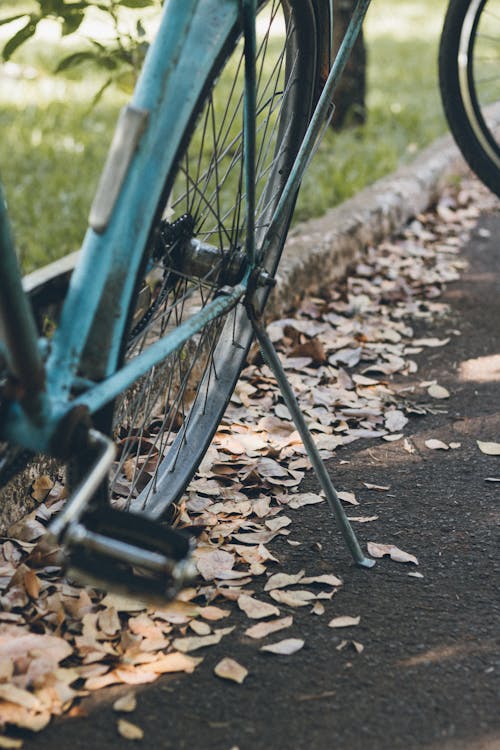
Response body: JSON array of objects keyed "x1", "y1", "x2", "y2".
[{"x1": 104, "y1": 0, "x2": 318, "y2": 512}]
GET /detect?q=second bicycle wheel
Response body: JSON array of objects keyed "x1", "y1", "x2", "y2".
[
  {"x1": 439, "y1": 0, "x2": 500, "y2": 196},
  {"x1": 105, "y1": 0, "x2": 328, "y2": 516}
]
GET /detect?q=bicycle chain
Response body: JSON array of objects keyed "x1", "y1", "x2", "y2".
[{"x1": 128, "y1": 213, "x2": 195, "y2": 342}]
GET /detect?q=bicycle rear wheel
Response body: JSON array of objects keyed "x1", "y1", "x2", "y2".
[
  {"x1": 104, "y1": 0, "x2": 327, "y2": 517},
  {"x1": 439, "y1": 0, "x2": 500, "y2": 196}
]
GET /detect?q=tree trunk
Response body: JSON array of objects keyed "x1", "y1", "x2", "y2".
[{"x1": 330, "y1": 0, "x2": 367, "y2": 130}]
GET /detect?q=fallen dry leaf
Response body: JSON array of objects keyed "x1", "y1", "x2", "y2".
[
  {"x1": 198, "y1": 606, "x2": 231, "y2": 621},
  {"x1": 337, "y1": 491, "x2": 359, "y2": 506},
  {"x1": 117, "y1": 719, "x2": 144, "y2": 740},
  {"x1": 328, "y1": 616, "x2": 361, "y2": 628},
  {"x1": 148, "y1": 652, "x2": 202, "y2": 674},
  {"x1": 336, "y1": 640, "x2": 364, "y2": 654},
  {"x1": 0, "y1": 702, "x2": 50, "y2": 732},
  {"x1": 237, "y1": 595, "x2": 280, "y2": 620},
  {"x1": 113, "y1": 693, "x2": 137, "y2": 713},
  {"x1": 100, "y1": 593, "x2": 149, "y2": 613},
  {"x1": 286, "y1": 493, "x2": 324, "y2": 509},
  {"x1": 367, "y1": 542, "x2": 418, "y2": 565},
  {"x1": 385, "y1": 410, "x2": 408, "y2": 432},
  {"x1": 425, "y1": 439, "x2": 449, "y2": 450},
  {"x1": 269, "y1": 590, "x2": 316, "y2": 607},
  {"x1": 189, "y1": 620, "x2": 211, "y2": 636},
  {"x1": 403, "y1": 438, "x2": 416, "y2": 454},
  {"x1": 260, "y1": 638, "x2": 304, "y2": 655},
  {"x1": 301, "y1": 574, "x2": 343, "y2": 587},
  {"x1": 427, "y1": 384, "x2": 450, "y2": 399},
  {"x1": 264, "y1": 570, "x2": 305, "y2": 591},
  {"x1": 195, "y1": 548, "x2": 236, "y2": 581},
  {"x1": 30, "y1": 475, "x2": 54, "y2": 503},
  {"x1": 244, "y1": 616, "x2": 293, "y2": 640},
  {"x1": 311, "y1": 602, "x2": 325, "y2": 616},
  {"x1": 214, "y1": 658, "x2": 248, "y2": 684},
  {"x1": 347, "y1": 515, "x2": 379, "y2": 523},
  {"x1": 477, "y1": 441, "x2": 500, "y2": 455},
  {"x1": 172, "y1": 628, "x2": 233, "y2": 653},
  {"x1": 0, "y1": 737, "x2": 23, "y2": 748}
]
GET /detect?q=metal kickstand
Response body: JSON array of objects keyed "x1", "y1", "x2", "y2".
[{"x1": 247, "y1": 305, "x2": 375, "y2": 569}]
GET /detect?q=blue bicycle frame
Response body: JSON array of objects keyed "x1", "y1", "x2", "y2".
[{"x1": 0, "y1": 0, "x2": 370, "y2": 461}]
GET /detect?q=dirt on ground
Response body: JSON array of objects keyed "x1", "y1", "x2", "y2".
[{"x1": 11, "y1": 182, "x2": 500, "y2": 750}]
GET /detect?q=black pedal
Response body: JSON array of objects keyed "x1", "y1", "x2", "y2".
[{"x1": 61, "y1": 507, "x2": 196, "y2": 601}]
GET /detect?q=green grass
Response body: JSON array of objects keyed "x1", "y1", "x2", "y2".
[
  {"x1": 296, "y1": 0, "x2": 448, "y2": 222},
  {"x1": 0, "y1": 0, "x2": 448, "y2": 272}
]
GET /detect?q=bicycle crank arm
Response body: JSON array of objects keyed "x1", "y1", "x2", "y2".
[
  {"x1": 60, "y1": 507, "x2": 196, "y2": 601},
  {"x1": 48, "y1": 429, "x2": 196, "y2": 599}
]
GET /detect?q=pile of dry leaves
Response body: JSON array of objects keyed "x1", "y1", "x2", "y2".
[{"x1": 0, "y1": 180, "x2": 492, "y2": 743}]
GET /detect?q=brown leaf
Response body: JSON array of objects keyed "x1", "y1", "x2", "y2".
[
  {"x1": 100, "y1": 593, "x2": 148, "y2": 612},
  {"x1": 214, "y1": 658, "x2": 248, "y2": 684},
  {"x1": 98, "y1": 607, "x2": 121, "y2": 638},
  {"x1": 337, "y1": 491, "x2": 359, "y2": 506},
  {"x1": 198, "y1": 606, "x2": 230, "y2": 622},
  {"x1": 301, "y1": 574, "x2": 343, "y2": 587},
  {"x1": 0, "y1": 686, "x2": 40, "y2": 711},
  {"x1": 289, "y1": 339, "x2": 326, "y2": 365},
  {"x1": 244, "y1": 616, "x2": 293, "y2": 640},
  {"x1": 336, "y1": 640, "x2": 364, "y2": 654},
  {"x1": 367, "y1": 542, "x2": 418, "y2": 565},
  {"x1": 0, "y1": 737, "x2": 23, "y2": 748},
  {"x1": 286, "y1": 493, "x2": 324, "y2": 510},
  {"x1": 427, "y1": 384, "x2": 450, "y2": 399},
  {"x1": 148, "y1": 652, "x2": 202, "y2": 674},
  {"x1": 117, "y1": 719, "x2": 144, "y2": 740},
  {"x1": 30, "y1": 475, "x2": 54, "y2": 503},
  {"x1": 385, "y1": 410, "x2": 408, "y2": 432},
  {"x1": 264, "y1": 571, "x2": 305, "y2": 591},
  {"x1": 238, "y1": 595, "x2": 280, "y2": 620},
  {"x1": 0, "y1": 702, "x2": 50, "y2": 732},
  {"x1": 113, "y1": 693, "x2": 137, "y2": 713},
  {"x1": 347, "y1": 515, "x2": 379, "y2": 523},
  {"x1": 172, "y1": 627, "x2": 233, "y2": 653},
  {"x1": 425, "y1": 439, "x2": 449, "y2": 450},
  {"x1": 264, "y1": 516, "x2": 292, "y2": 532},
  {"x1": 189, "y1": 620, "x2": 211, "y2": 636},
  {"x1": 269, "y1": 590, "x2": 316, "y2": 607},
  {"x1": 328, "y1": 616, "x2": 361, "y2": 628},
  {"x1": 22, "y1": 570, "x2": 40, "y2": 599},
  {"x1": 477, "y1": 441, "x2": 500, "y2": 455},
  {"x1": 260, "y1": 638, "x2": 304, "y2": 655}
]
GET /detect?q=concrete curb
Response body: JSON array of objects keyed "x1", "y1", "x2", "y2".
[{"x1": 267, "y1": 131, "x2": 468, "y2": 318}]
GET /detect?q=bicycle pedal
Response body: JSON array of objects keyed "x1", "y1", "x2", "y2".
[{"x1": 61, "y1": 507, "x2": 197, "y2": 601}]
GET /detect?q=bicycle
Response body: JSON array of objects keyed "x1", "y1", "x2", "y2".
[
  {"x1": 1, "y1": 0, "x2": 376, "y2": 599},
  {"x1": 439, "y1": 0, "x2": 500, "y2": 197}
]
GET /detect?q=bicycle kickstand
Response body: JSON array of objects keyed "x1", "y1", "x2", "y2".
[
  {"x1": 48, "y1": 429, "x2": 196, "y2": 600},
  {"x1": 246, "y1": 305, "x2": 374, "y2": 569}
]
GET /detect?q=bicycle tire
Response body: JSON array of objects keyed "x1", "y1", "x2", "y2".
[
  {"x1": 100, "y1": 0, "x2": 329, "y2": 518},
  {"x1": 439, "y1": 0, "x2": 500, "y2": 196}
]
